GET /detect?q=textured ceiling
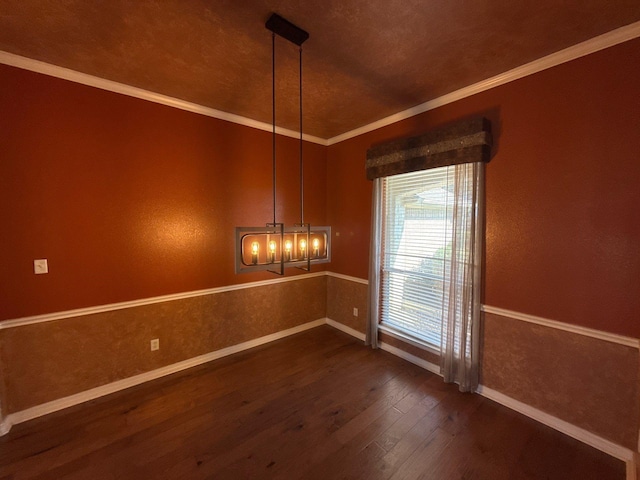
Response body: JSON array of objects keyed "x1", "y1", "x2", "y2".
[{"x1": 0, "y1": 1, "x2": 639, "y2": 139}]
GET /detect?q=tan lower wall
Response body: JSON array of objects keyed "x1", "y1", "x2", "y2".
[
  {"x1": 481, "y1": 311, "x2": 639, "y2": 451},
  {"x1": 326, "y1": 275, "x2": 367, "y2": 333},
  {"x1": 0, "y1": 275, "x2": 327, "y2": 414},
  {"x1": 325, "y1": 276, "x2": 639, "y2": 453},
  {"x1": 2, "y1": 273, "x2": 638, "y2": 456}
]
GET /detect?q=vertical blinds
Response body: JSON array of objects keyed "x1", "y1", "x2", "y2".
[{"x1": 380, "y1": 165, "x2": 468, "y2": 347}]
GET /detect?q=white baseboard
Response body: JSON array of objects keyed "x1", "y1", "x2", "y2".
[
  {"x1": 325, "y1": 318, "x2": 366, "y2": 341},
  {"x1": 2, "y1": 318, "x2": 326, "y2": 434},
  {"x1": 378, "y1": 341, "x2": 441, "y2": 375},
  {"x1": 476, "y1": 385, "x2": 635, "y2": 464},
  {"x1": 2, "y1": 316, "x2": 637, "y2": 479},
  {"x1": 326, "y1": 312, "x2": 637, "y2": 474}
]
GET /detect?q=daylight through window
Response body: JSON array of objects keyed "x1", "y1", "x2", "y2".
[{"x1": 379, "y1": 165, "x2": 474, "y2": 348}]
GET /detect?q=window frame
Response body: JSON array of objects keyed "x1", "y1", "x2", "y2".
[{"x1": 376, "y1": 164, "x2": 475, "y2": 353}]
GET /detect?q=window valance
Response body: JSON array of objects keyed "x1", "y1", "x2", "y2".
[{"x1": 365, "y1": 117, "x2": 492, "y2": 180}]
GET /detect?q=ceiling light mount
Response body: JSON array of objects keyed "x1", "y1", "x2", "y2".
[{"x1": 265, "y1": 13, "x2": 309, "y2": 46}]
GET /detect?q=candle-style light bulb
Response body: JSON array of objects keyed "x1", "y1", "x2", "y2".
[
  {"x1": 251, "y1": 241, "x2": 259, "y2": 265},
  {"x1": 268, "y1": 240, "x2": 276, "y2": 263},
  {"x1": 284, "y1": 240, "x2": 292, "y2": 262},
  {"x1": 300, "y1": 239, "x2": 307, "y2": 259},
  {"x1": 312, "y1": 238, "x2": 320, "y2": 258}
]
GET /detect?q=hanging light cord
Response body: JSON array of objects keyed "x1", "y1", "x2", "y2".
[
  {"x1": 272, "y1": 33, "x2": 277, "y2": 225},
  {"x1": 299, "y1": 46, "x2": 304, "y2": 225}
]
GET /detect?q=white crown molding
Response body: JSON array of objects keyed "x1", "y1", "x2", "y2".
[
  {"x1": 326, "y1": 271, "x2": 369, "y2": 285},
  {"x1": 2, "y1": 318, "x2": 327, "y2": 434},
  {"x1": 0, "y1": 271, "x2": 327, "y2": 330},
  {"x1": 326, "y1": 21, "x2": 640, "y2": 146},
  {"x1": 3, "y1": 22, "x2": 639, "y2": 149},
  {"x1": 0, "y1": 50, "x2": 327, "y2": 146},
  {"x1": 476, "y1": 385, "x2": 635, "y2": 464},
  {"x1": 482, "y1": 305, "x2": 639, "y2": 349}
]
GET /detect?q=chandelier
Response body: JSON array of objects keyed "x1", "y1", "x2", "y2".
[{"x1": 235, "y1": 13, "x2": 330, "y2": 275}]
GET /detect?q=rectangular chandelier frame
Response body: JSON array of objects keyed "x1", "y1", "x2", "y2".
[{"x1": 235, "y1": 224, "x2": 331, "y2": 275}]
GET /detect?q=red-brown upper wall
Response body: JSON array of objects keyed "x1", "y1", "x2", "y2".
[
  {"x1": 327, "y1": 38, "x2": 640, "y2": 338},
  {"x1": 0, "y1": 65, "x2": 327, "y2": 320}
]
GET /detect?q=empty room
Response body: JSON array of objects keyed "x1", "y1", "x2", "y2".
[{"x1": 0, "y1": 2, "x2": 639, "y2": 479}]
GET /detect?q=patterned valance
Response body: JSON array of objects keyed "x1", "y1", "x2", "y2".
[{"x1": 365, "y1": 117, "x2": 492, "y2": 180}]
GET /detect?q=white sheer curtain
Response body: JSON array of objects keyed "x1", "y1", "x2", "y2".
[
  {"x1": 366, "y1": 163, "x2": 484, "y2": 392},
  {"x1": 440, "y1": 162, "x2": 484, "y2": 392},
  {"x1": 366, "y1": 178, "x2": 382, "y2": 348}
]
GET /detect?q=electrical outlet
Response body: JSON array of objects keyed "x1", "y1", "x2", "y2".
[
  {"x1": 34, "y1": 259, "x2": 48, "y2": 274},
  {"x1": 353, "y1": 307, "x2": 358, "y2": 317},
  {"x1": 150, "y1": 339, "x2": 159, "y2": 351}
]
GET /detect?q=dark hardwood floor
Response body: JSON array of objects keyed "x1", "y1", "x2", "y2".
[{"x1": 0, "y1": 326, "x2": 624, "y2": 479}]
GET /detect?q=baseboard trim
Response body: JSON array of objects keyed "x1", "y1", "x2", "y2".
[
  {"x1": 476, "y1": 385, "x2": 635, "y2": 464},
  {"x1": 324, "y1": 318, "x2": 442, "y2": 375},
  {"x1": 346, "y1": 315, "x2": 638, "y2": 471},
  {"x1": 379, "y1": 341, "x2": 441, "y2": 375},
  {"x1": 2, "y1": 316, "x2": 637, "y2": 478},
  {"x1": 2, "y1": 318, "x2": 326, "y2": 434},
  {"x1": 378, "y1": 325, "x2": 441, "y2": 357},
  {"x1": 325, "y1": 318, "x2": 366, "y2": 341}
]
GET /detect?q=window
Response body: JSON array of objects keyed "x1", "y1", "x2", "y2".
[
  {"x1": 379, "y1": 164, "x2": 475, "y2": 348},
  {"x1": 365, "y1": 117, "x2": 489, "y2": 390}
]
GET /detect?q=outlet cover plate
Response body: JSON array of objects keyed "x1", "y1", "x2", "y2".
[{"x1": 34, "y1": 259, "x2": 48, "y2": 274}]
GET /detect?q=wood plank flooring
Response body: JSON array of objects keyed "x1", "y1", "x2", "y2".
[{"x1": 0, "y1": 326, "x2": 625, "y2": 479}]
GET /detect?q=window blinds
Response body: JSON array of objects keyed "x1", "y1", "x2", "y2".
[{"x1": 380, "y1": 165, "x2": 466, "y2": 347}]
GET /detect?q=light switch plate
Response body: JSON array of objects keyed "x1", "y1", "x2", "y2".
[{"x1": 34, "y1": 259, "x2": 48, "y2": 274}]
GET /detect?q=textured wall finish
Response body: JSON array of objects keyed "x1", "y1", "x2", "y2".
[
  {"x1": 0, "y1": 276, "x2": 327, "y2": 414},
  {"x1": 0, "y1": 64, "x2": 327, "y2": 321},
  {"x1": 481, "y1": 312, "x2": 639, "y2": 450},
  {"x1": 327, "y1": 38, "x2": 640, "y2": 338},
  {"x1": 326, "y1": 275, "x2": 367, "y2": 333}
]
